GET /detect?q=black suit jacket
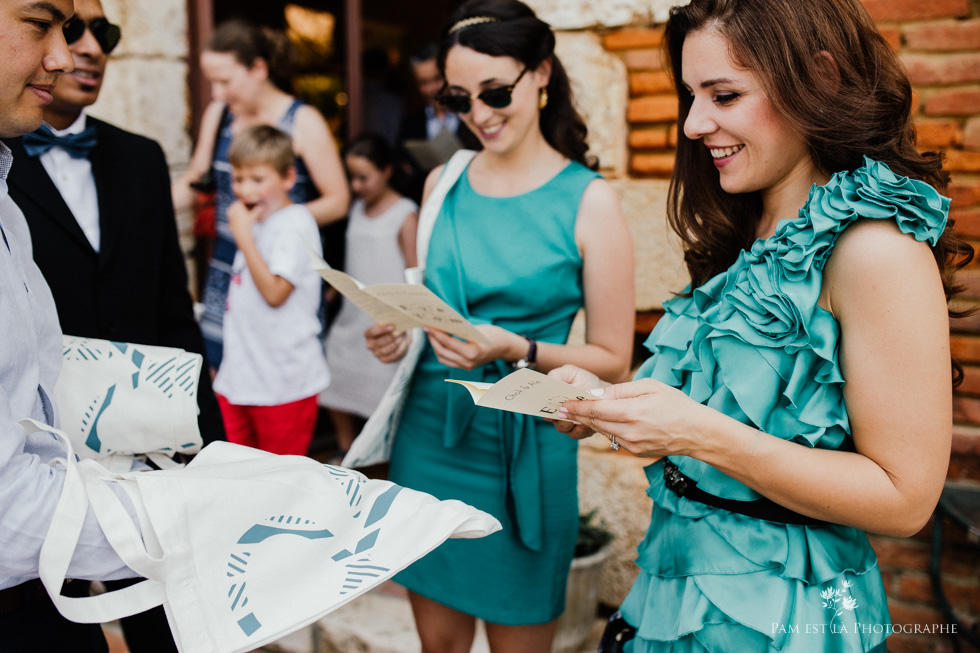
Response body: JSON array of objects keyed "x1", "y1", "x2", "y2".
[{"x1": 3, "y1": 117, "x2": 225, "y2": 444}]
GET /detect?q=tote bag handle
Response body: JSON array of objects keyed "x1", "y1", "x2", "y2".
[
  {"x1": 414, "y1": 149, "x2": 477, "y2": 275},
  {"x1": 27, "y1": 418, "x2": 169, "y2": 624}
]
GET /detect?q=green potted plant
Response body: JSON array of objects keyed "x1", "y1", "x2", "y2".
[{"x1": 553, "y1": 510, "x2": 616, "y2": 653}]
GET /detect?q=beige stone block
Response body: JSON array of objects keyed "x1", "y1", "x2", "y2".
[
  {"x1": 555, "y1": 32, "x2": 628, "y2": 175},
  {"x1": 526, "y1": 0, "x2": 688, "y2": 30},
  {"x1": 89, "y1": 59, "x2": 192, "y2": 171},
  {"x1": 87, "y1": 0, "x2": 191, "y2": 173},
  {"x1": 101, "y1": 0, "x2": 188, "y2": 59},
  {"x1": 611, "y1": 179, "x2": 689, "y2": 310},
  {"x1": 577, "y1": 443, "x2": 652, "y2": 606}
]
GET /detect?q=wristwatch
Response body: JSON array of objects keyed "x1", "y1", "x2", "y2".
[{"x1": 512, "y1": 337, "x2": 537, "y2": 370}]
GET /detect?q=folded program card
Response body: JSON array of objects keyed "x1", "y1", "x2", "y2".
[
  {"x1": 307, "y1": 248, "x2": 491, "y2": 346},
  {"x1": 446, "y1": 368, "x2": 598, "y2": 420}
]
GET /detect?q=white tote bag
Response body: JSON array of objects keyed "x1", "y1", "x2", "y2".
[
  {"x1": 343, "y1": 149, "x2": 477, "y2": 468},
  {"x1": 54, "y1": 336, "x2": 203, "y2": 468},
  {"x1": 30, "y1": 419, "x2": 499, "y2": 653}
]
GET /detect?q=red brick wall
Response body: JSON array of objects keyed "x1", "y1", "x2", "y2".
[{"x1": 605, "y1": 3, "x2": 980, "y2": 651}]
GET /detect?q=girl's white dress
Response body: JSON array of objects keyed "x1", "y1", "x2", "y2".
[{"x1": 318, "y1": 196, "x2": 418, "y2": 417}]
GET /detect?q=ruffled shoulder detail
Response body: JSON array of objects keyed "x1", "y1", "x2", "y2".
[
  {"x1": 637, "y1": 157, "x2": 949, "y2": 498},
  {"x1": 761, "y1": 156, "x2": 948, "y2": 281}
]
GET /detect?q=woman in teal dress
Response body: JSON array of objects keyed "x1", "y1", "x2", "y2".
[
  {"x1": 556, "y1": 0, "x2": 972, "y2": 651},
  {"x1": 364, "y1": 1, "x2": 635, "y2": 652}
]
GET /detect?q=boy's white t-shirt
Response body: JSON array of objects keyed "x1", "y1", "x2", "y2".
[{"x1": 213, "y1": 203, "x2": 330, "y2": 406}]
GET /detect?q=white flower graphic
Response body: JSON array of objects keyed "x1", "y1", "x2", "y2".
[{"x1": 821, "y1": 578, "x2": 859, "y2": 627}]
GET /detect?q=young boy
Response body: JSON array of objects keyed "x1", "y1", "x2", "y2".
[{"x1": 213, "y1": 124, "x2": 330, "y2": 455}]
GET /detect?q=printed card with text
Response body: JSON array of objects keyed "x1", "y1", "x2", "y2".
[
  {"x1": 446, "y1": 368, "x2": 598, "y2": 420},
  {"x1": 306, "y1": 247, "x2": 491, "y2": 346}
]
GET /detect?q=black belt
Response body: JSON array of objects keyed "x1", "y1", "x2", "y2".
[
  {"x1": 663, "y1": 459, "x2": 828, "y2": 526},
  {"x1": 0, "y1": 579, "x2": 47, "y2": 616}
]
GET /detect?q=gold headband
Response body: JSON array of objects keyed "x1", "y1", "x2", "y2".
[{"x1": 448, "y1": 16, "x2": 500, "y2": 35}]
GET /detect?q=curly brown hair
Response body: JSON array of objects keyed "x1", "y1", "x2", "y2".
[{"x1": 664, "y1": 0, "x2": 973, "y2": 383}]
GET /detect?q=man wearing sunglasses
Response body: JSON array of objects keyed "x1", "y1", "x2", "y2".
[{"x1": 3, "y1": 2, "x2": 221, "y2": 649}]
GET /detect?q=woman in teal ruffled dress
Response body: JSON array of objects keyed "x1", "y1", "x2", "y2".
[{"x1": 556, "y1": 0, "x2": 972, "y2": 651}]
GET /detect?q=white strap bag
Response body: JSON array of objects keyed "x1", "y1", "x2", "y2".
[
  {"x1": 54, "y1": 336, "x2": 203, "y2": 469},
  {"x1": 343, "y1": 149, "x2": 477, "y2": 468},
  {"x1": 31, "y1": 418, "x2": 500, "y2": 653}
]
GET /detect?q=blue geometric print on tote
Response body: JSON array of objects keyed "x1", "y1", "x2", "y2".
[
  {"x1": 63, "y1": 338, "x2": 199, "y2": 454},
  {"x1": 224, "y1": 465, "x2": 402, "y2": 637},
  {"x1": 85, "y1": 383, "x2": 116, "y2": 453}
]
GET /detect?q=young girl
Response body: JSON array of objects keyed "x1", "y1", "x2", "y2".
[{"x1": 319, "y1": 133, "x2": 419, "y2": 462}]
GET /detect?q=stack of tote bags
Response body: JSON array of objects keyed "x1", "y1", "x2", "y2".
[{"x1": 34, "y1": 335, "x2": 500, "y2": 653}]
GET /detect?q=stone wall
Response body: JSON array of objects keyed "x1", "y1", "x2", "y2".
[
  {"x1": 86, "y1": 0, "x2": 193, "y2": 247},
  {"x1": 90, "y1": 0, "x2": 191, "y2": 168}
]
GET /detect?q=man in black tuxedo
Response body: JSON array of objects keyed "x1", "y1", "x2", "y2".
[
  {"x1": 396, "y1": 42, "x2": 481, "y2": 203},
  {"x1": 2, "y1": 0, "x2": 222, "y2": 650}
]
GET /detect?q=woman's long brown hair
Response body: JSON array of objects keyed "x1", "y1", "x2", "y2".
[{"x1": 664, "y1": 0, "x2": 973, "y2": 384}]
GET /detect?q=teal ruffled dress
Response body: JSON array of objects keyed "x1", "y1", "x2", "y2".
[
  {"x1": 389, "y1": 161, "x2": 600, "y2": 625},
  {"x1": 621, "y1": 158, "x2": 949, "y2": 652}
]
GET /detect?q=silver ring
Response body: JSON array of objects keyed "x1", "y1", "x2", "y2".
[{"x1": 609, "y1": 434, "x2": 620, "y2": 451}]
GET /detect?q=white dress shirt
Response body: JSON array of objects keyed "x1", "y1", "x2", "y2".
[
  {"x1": 425, "y1": 104, "x2": 460, "y2": 140},
  {"x1": 38, "y1": 111, "x2": 101, "y2": 251},
  {"x1": 0, "y1": 142, "x2": 133, "y2": 589}
]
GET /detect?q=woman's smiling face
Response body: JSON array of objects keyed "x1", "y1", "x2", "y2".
[
  {"x1": 200, "y1": 50, "x2": 265, "y2": 115},
  {"x1": 441, "y1": 45, "x2": 546, "y2": 156},
  {"x1": 681, "y1": 28, "x2": 814, "y2": 197}
]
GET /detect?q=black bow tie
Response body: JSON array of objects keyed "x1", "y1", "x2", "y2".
[{"x1": 22, "y1": 124, "x2": 98, "y2": 159}]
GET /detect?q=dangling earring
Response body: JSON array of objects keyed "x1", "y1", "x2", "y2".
[{"x1": 538, "y1": 87, "x2": 549, "y2": 110}]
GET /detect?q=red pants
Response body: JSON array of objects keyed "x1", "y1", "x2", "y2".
[{"x1": 216, "y1": 394, "x2": 318, "y2": 456}]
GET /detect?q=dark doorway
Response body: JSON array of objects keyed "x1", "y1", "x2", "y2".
[{"x1": 193, "y1": 0, "x2": 462, "y2": 145}]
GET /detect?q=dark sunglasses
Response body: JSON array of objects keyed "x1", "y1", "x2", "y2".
[
  {"x1": 63, "y1": 16, "x2": 122, "y2": 54},
  {"x1": 436, "y1": 66, "x2": 528, "y2": 114}
]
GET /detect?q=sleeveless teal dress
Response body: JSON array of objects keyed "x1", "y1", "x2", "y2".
[
  {"x1": 388, "y1": 160, "x2": 600, "y2": 625},
  {"x1": 620, "y1": 158, "x2": 949, "y2": 652}
]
